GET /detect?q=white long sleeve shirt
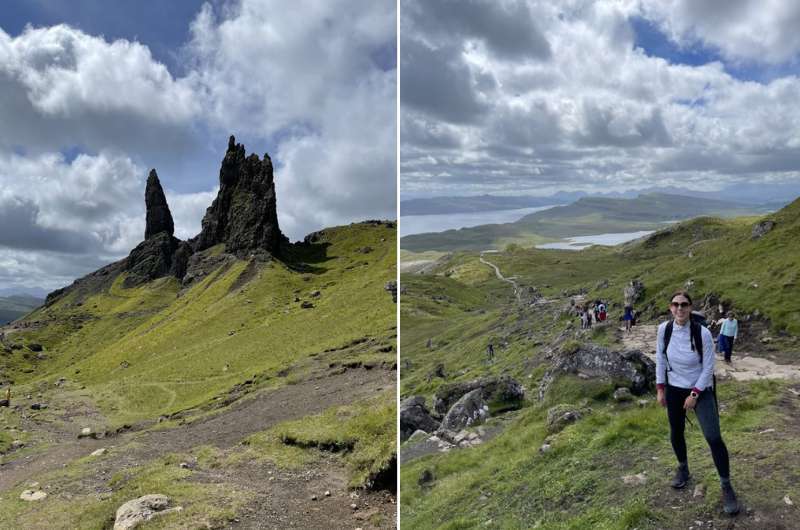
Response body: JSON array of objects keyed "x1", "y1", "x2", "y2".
[{"x1": 656, "y1": 320, "x2": 715, "y2": 391}]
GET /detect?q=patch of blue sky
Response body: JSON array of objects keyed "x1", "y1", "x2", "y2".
[
  {"x1": 630, "y1": 16, "x2": 799, "y2": 84},
  {"x1": 0, "y1": 0, "x2": 209, "y2": 75},
  {"x1": 59, "y1": 145, "x2": 85, "y2": 163}
]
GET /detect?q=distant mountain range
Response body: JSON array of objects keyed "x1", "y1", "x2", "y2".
[
  {"x1": 0, "y1": 294, "x2": 43, "y2": 325},
  {"x1": 401, "y1": 187, "x2": 792, "y2": 216},
  {"x1": 401, "y1": 192, "x2": 775, "y2": 252}
]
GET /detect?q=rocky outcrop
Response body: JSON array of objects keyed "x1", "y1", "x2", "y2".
[
  {"x1": 440, "y1": 389, "x2": 489, "y2": 430},
  {"x1": 539, "y1": 344, "x2": 655, "y2": 400},
  {"x1": 751, "y1": 220, "x2": 775, "y2": 239},
  {"x1": 196, "y1": 136, "x2": 286, "y2": 256},
  {"x1": 44, "y1": 135, "x2": 290, "y2": 304},
  {"x1": 623, "y1": 280, "x2": 644, "y2": 306},
  {"x1": 400, "y1": 396, "x2": 440, "y2": 442},
  {"x1": 144, "y1": 170, "x2": 174, "y2": 239},
  {"x1": 114, "y1": 494, "x2": 182, "y2": 530},
  {"x1": 546, "y1": 404, "x2": 585, "y2": 434},
  {"x1": 433, "y1": 376, "x2": 524, "y2": 416}
]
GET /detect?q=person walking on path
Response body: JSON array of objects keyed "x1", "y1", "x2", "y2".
[
  {"x1": 718, "y1": 312, "x2": 738, "y2": 363},
  {"x1": 656, "y1": 290, "x2": 739, "y2": 515},
  {"x1": 623, "y1": 305, "x2": 634, "y2": 332},
  {"x1": 486, "y1": 343, "x2": 494, "y2": 363}
]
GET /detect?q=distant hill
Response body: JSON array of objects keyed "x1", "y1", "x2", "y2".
[
  {"x1": 400, "y1": 192, "x2": 579, "y2": 215},
  {"x1": 400, "y1": 192, "x2": 768, "y2": 251},
  {"x1": 0, "y1": 295, "x2": 43, "y2": 325}
]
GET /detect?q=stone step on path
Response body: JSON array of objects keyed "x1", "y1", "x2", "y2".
[{"x1": 621, "y1": 324, "x2": 800, "y2": 382}]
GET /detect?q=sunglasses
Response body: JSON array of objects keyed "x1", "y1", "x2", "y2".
[{"x1": 670, "y1": 301, "x2": 691, "y2": 308}]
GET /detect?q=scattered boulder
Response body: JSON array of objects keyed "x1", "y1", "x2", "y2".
[
  {"x1": 27, "y1": 343, "x2": 43, "y2": 352},
  {"x1": 78, "y1": 427, "x2": 94, "y2": 439},
  {"x1": 693, "y1": 484, "x2": 706, "y2": 498},
  {"x1": 30, "y1": 403, "x2": 47, "y2": 410},
  {"x1": 400, "y1": 396, "x2": 440, "y2": 442},
  {"x1": 440, "y1": 389, "x2": 489, "y2": 431},
  {"x1": 433, "y1": 376, "x2": 524, "y2": 416},
  {"x1": 426, "y1": 363, "x2": 446, "y2": 382},
  {"x1": 385, "y1": 281, "x2": 397, "y2": 303},
  {"x1": 0, "y1": 399, "x2": 9, "y2": 407},
  {"x1": 539, "y1": 345, "x2": 655, "y2": 400},
  {"x1": 751, "y1": 220, "x2": 775, "y2": 239},
  {"x1": 418, "y1": 469, "x2": 434, "y2": 486},
  {"x1": 20, "y1": 490, "x2": 47, "y2": 501},
  {"x1": 546, "y1": 404, "x2": 583, "y2": 434},
  {"x1": 113, "y1": 494, "x2": 182, "y2": 530},
  {"x1": 622, "y1": 472, "x2": 648, "y2": 486},
  {"x1": 300, "y1": 301, "x2": 314, "y2": 309},
  {"x1": 91, "y1": 448, "x2": 108, "y2": 457},
  {"x1": 613, "y1": 388, "x2": 633, "y2": 402}
]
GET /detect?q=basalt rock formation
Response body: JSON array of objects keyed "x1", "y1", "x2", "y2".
[
  {"x1": 196, "y1": 136, "x2": 287, "y2": 257},
  {"x1": 46, "y1": 136, "x2": 288, "y2": 303},
  {"x1": 144, "y1": 170, "x2": 174, "y2": 239},
  {"x1": 122, "y1": 171, "x2": 185, "y2": 288}
]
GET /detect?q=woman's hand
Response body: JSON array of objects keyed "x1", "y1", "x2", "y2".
[
  {"x1": 683, "y1": 395, "x2": 698, "y2": 410},
  {"x1": 657, "y1": 387, "x2": 666, "y2": 407}
]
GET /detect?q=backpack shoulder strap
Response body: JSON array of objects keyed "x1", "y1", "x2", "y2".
[
  {"x1": 663, "y1": 320, "x2": 673, "y2": 353},
  {"x1": 690, "y1": 321, "x2": 703, "y2": 359}
]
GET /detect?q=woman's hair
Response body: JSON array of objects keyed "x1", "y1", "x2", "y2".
[
  {"x1": 726, "y1": 311, "x2": 734, "y2": 318},
  {"x1": 669, "y1": 290, "x2": 692, "y2": 305}
]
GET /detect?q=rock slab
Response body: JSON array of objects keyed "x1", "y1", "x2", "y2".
[{"x1": 114, "y1": 494, "x2": 182, "y2": 530}]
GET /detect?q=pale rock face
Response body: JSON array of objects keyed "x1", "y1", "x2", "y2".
[{"x1": 113, "y1": 494, "x2": 182, "y2": 530}]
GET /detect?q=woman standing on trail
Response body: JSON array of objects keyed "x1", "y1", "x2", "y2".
[{"x1": 656, "y1": 291, "x2": 740, "y2": 515}]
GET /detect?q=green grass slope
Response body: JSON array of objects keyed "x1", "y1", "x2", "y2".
[
  {"x1": 2, "y1": 222, "x2": 396, "y2": 425},
  {"x1": 400, "y1": 201, "x2": 800, "y2": 528}
]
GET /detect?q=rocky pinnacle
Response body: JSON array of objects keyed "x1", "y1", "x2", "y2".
[
  {"x1": 196, "y1": 135, "x2": 285, "y2": 255},
  {"x1": 144, "y1": 169, "x2": 175, "y2": 239}
]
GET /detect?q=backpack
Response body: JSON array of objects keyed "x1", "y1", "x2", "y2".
[{"x1": 663, "y1": 317, "x2": 718, "y2": 403}]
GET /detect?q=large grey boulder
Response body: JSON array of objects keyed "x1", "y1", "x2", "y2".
[
  {"x1": 751, "y1": 220, "x2": 775, "y2": 239},
  {"x1": 114, "y1": 494, "x2": 182, "y2": 530},
  {"x1": 440, "y1": 389, "x2": 489, "y2": 431},
  {"x1": 539, "y1": 344, "x2": 655, "y2": 400},
  {"x1": 546, "y1": 404, "x2": 584, "y2": 434},
  {"x1": 433, "y1": 376, "x2": 524, "y2": 416},
  {"x1": 400, "y1": 396, "x2": 440, "y2": 442}
]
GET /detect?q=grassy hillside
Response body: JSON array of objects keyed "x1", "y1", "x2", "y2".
[
  {"x1": 1, "y1": 221, "x2": 397, "y2": 528},
  {"x1": 400, "y1": 201, "x2": 800, "y2": 528},
  {"x1": 400, "y1": 193, "x2": 766, "y2": 252}
]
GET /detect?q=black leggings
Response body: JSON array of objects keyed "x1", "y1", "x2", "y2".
[{"x1": 666, "y1": 385, "x2": 730, "y2": 479}]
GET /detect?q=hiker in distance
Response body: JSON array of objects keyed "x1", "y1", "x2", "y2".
[
  {"x1": 623, "y1": 304, "x2": 634, "y2": 332},
  {"x1": 656, "y1": 290, "x2": 740, "y2": 515},
  {"x1": 718, "y1": 312, "x2": 738, "y2": 363}
]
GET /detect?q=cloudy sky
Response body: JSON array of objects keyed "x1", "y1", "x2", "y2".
[
  {"x1": 0, "y1": 0, "x2": 396, "y2": 294},
  {"x1": 401, "y1": 0, "x2": 800, "y2": 200}
]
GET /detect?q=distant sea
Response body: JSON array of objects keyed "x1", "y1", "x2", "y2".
[
  {"x1": 536, "y1": 230, "x2": 655, "y2": 250},
  {"x1": 400, "y1": 206, "x2": 556, "y2": 237}
]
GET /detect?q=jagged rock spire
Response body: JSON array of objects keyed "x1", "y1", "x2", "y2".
[
  {"x1": 144, "y1": 169, "x2": 174, "y2": 239},
  {"x1": 196, "y1": 135, "x2": 285, "y2": 255}
]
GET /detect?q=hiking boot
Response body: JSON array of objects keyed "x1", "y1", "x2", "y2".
[
  {"x1": 671, "y1": 465, "x2": 690, "y2": 489},
  {"x1": 722, "y1": 483, "x2": 740, "y2": 515}
]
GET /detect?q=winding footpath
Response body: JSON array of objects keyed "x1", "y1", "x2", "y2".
[{"x1": 479, "y1": 251, "x2": 521, "y2": 303}]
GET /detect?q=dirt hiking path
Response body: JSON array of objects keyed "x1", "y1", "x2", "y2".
[
  {"x1": 621, "y1": 324, "x2": 800, "y2": 382},
  {"x1": 0, "y1": 366, "x2": 393, "y2": 491}
]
